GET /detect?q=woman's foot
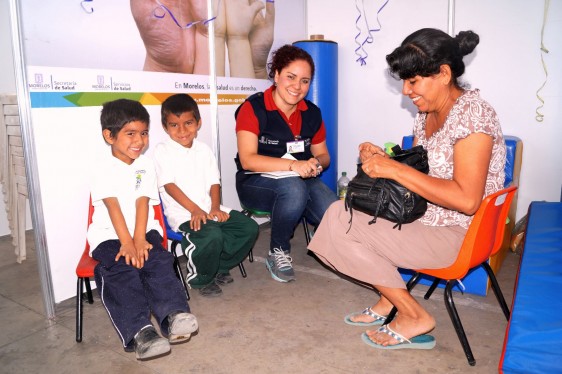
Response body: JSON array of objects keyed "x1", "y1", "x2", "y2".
[
  {"x1": 345, "y1": 307, "x2": 386, "y2": 325},
  {"x1": 361, "y1": 325, "x2": 436, "y2": 350},
  {"x1": 348, "y1": 299, "x2": 393, "y2": 324},
  {"x1": 366, "y1": 313, "x2": 435, "y2": 347}
]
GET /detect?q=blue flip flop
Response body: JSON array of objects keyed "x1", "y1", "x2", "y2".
[
  {"x1": 361, "y1": 325, "x2": 436, "y2": 350},
  {"x1": 344, "y1": 307, "x2": 387, "y2": 327}
]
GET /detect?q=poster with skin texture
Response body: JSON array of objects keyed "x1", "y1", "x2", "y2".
[{"x1": 18, "y1": 0, "x2": 306, "y2": 302}]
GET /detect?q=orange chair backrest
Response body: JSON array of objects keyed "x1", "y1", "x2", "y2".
[
  {"x1": 419, "y1": 186, "x2": 517, "y2": 280},
  {"x1": 83, "y1": 196, "x2": 95, "y2": 253}
]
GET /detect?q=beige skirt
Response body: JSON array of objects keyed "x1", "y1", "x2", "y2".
[{"x1": 308, "y1": 201, "x2": 467, "y2": 289}]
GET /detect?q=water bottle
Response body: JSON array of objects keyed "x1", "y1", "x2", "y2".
[{"x1": 337, "y1": 172, "x2": 350, "y2": 200}]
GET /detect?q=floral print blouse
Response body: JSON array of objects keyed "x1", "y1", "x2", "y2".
[{"x1": 414, "y1": 89, "x2": 506, "y2": 229}]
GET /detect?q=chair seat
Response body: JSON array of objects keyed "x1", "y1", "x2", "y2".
[
  {"x1": 166, "y1": 229, "x2": 183, "y2": 242},
  {"x1": 76, "y1": 259, "x2": 97, "y2": 278},
  {"x1": 76, "y1": 247, "x2": 97, "y2": 278},
  {"x1": 244, "y1": 208, "x2": 271, "y2": 216}
]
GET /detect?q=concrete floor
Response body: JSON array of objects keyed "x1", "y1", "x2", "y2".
[{"x1": 0, "y1": 225, "x2": 518, "y2": 374}]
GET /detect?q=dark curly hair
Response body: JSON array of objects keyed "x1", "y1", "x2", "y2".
[
  {"x1": 161, "y1": 93, "x2": 201, "y2": 127},
  {"x1": 267, "y1": 44, "x2": 315, "y2": 81},
  {"x1": 100, "y1": 98, "x2": 150, "y2": 140},
  {"x1": 386, "y1": 28, "x2": 479, "y2": 88}
]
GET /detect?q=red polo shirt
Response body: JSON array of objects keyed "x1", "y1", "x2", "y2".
[{"x1": 235, "y1": 85, "x2": 326, "y2": 144}]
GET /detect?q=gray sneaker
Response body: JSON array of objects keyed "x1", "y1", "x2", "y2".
[
  {"x1": 215, "y1": 272, "x2": 234, "y2": 285},
  {"x1": 266, "y1": 247, "x2": 295, "y2": 282},
  {"x1": 198, "y1": 282, "x2": 223, "y2": 297},
  {"x1": 167, "y1": 312, "x2": 198, "y2": 344},
  {"x1": 133, "y1": 326, "x2": 170, "y2": 360}
]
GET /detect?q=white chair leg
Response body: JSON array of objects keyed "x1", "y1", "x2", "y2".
[{"x1": 16, "y1": 193, "x2": 26, "y2": 263}]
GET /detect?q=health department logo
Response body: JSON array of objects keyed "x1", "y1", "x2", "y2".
[
  {"x1": 92, "y1": 75, "x2": 111, "y2": 90},
  {"x1": 113, "y1": 81, "x2": 132, "y2": 92},
  {"x1": 28, "y1": 73, "x2": 52, "y2": 89}
]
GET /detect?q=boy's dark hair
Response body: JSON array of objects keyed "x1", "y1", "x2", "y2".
[
  {"x1": 100, "y1": 99, "x2": 150, "y2": 138},
  {"x1": 161, "y1": 94, "x2": 201, "y2": 126},
  {"x1": 267, "y1": 44, "x2": 315, "y2": 81},
  {"x1": 386, "y1": 28, "x2": 479, "y2": 89}
]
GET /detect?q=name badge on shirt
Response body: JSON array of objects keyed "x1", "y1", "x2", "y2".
[{"x1": 287, "y1": 138, "x2": 305, "y2": 154}]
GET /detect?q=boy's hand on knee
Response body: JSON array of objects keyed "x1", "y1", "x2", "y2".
[
  {"x1": 115, "y1": 242, "x2": 141, "y2": 268},
  {"x1": 209, "y1": 209, "x2": 229, "y2": 222},
  {"x1": 134, "y1": 238, "x2": 152, "y2": 268},
  {"x1": 190, "y1": 208, "x2": 208, "y2": 231}
]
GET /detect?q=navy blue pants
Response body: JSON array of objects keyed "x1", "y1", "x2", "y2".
[
  {"x1": 236, "y1": 172, "x2": 337, "y2": 253},
  {"x1": 92, "y1": 230, "x2": 189, "y2": 348}
]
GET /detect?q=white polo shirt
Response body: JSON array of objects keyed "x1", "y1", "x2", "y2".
[
  {"x1": 87, "y1": 154, "x2": 162, "y2": 253},
  {"x1": 153, "y1": 138, "x2": 231, "y2": 232}
]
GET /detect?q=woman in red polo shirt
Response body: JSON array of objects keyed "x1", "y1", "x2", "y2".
[{"x1": 234, "y1": 45, "x2": 337, "y2": 283}]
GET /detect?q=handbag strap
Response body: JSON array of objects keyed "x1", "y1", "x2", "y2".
[
  {"x1": 345, "y1": 180, "x2": 386, "y2": 233},
  {"x1": 345, "y1": 194, "x2": 354, "y2": 234}
]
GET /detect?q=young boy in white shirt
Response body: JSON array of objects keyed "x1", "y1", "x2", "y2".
[
  {"x1": 154, "y1": 94, "x2": 258, "y2": 297},
  {"x1": 88, "y1": 99, "x2": 198, "y2": 360}
]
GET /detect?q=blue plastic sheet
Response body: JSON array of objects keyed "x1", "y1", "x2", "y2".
[{"x1": 500, "y1": 202, "x2": 562, "y2": 373}]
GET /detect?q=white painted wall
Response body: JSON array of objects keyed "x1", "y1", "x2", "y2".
[
  {"x1": 307, "y1": 0, "x2": 562, "y2": 220},
  {"x1": 0, "y1": 1, "x2": 15, "y2": 95}
]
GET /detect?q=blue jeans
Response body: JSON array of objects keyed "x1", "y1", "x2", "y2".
[{"x1": 236, "y1": 172, "x2": 338, "y2": 253}]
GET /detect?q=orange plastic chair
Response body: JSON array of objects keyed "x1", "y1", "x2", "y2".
[
  {"x1": 75, "y1": 197, "x2": 187, "y2": 343},
  {"x1": 387, "y1": 186, "x2": 517, "y2": 366}
]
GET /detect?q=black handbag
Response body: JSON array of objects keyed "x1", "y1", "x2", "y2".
[{"x1": 344, "y1": 145, "x2": 429, "y2": 230}]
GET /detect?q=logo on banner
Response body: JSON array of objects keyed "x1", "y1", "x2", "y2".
[
  {"x1": 53, "y1": 81, "x2": 77, "y2": 90},
  {"x1": 113, "y1": 80, "x2": 132, "y2": 91},
  {"x1": 28, "y1": 73, "x2": 52, "y2": 90},
  {"x1": 92, "y1": 75, "x2": 111, "y2": 90}
]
